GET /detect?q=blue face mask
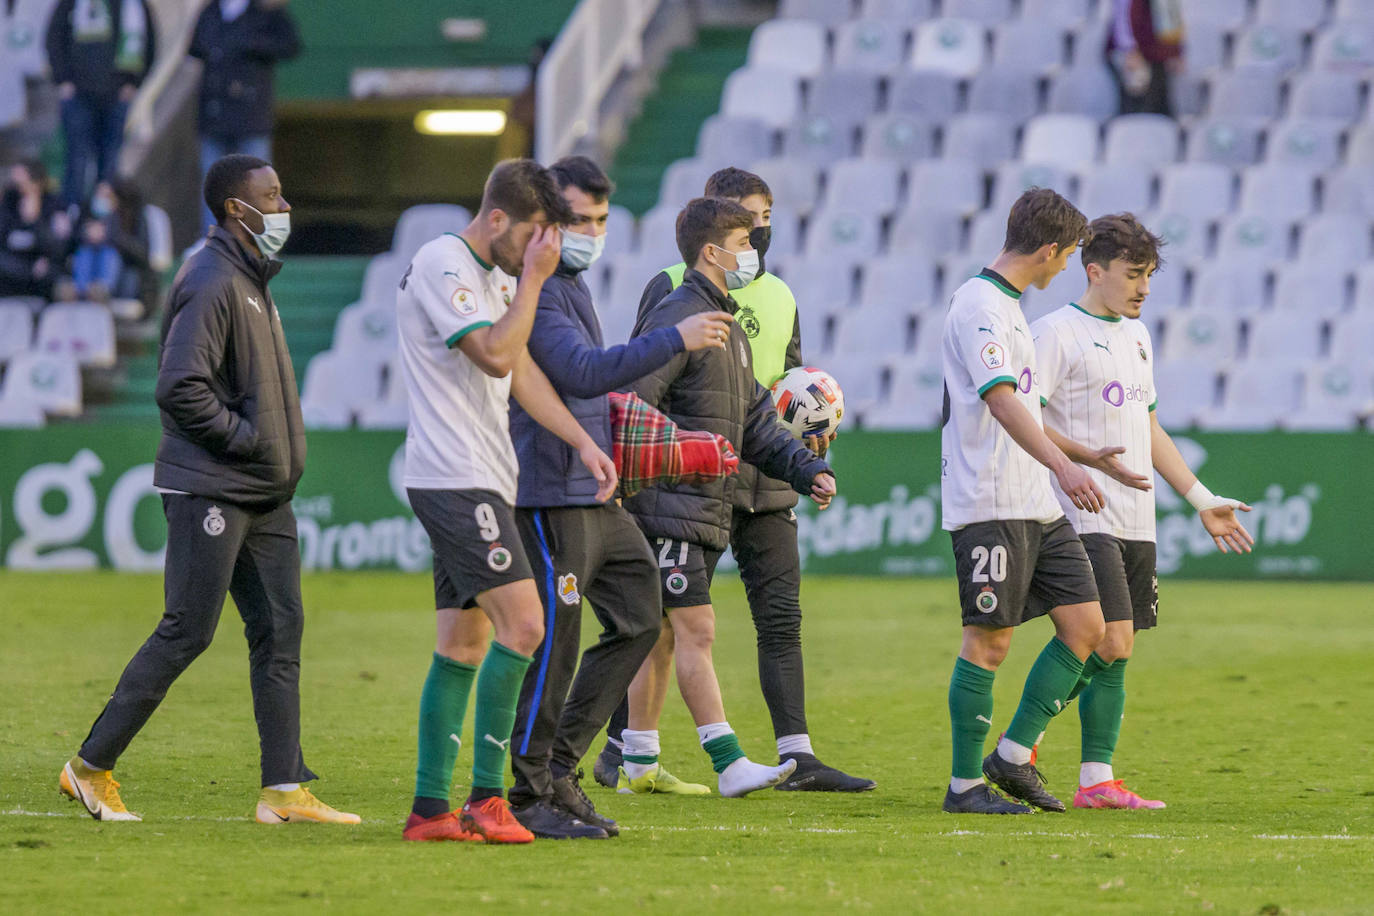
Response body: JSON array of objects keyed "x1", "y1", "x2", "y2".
[
  {"x1": 716, "y1": 245, "x2": 759, "y2": 290},
  {"x1": 559, "y1": 228, "x2": 605, "y2": 271},
  {"x1": 232, "y1": 197, "x2": 291, "y2": 259}
]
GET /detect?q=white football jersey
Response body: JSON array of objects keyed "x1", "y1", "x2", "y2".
[
  {"x1": 1032, "y1": 303, "x2": 1157, "y2": 541},
  {"x1": 397, "y1": 233, "x2": 520, "y2": 503},
  {"x1": 941, "y1": 269, "x2": 1063, "y2": 530}
]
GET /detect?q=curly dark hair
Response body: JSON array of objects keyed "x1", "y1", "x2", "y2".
[
  {"x1": 1003, "y1": 187, "x2": 1087, "y2": 255},
  {"x1": 479, "y1": 158, "x2": 572, "y2": 224},
  {"x1": 1081, "y1": 212, "x2": 1165, "y2": 270}
]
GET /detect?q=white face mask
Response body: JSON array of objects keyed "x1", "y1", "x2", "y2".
[
  {"x1": 232, "y1": 198, "x2": 291, "y2": 258},
  {"x1": 559, "y1": 227, "x2": 605, "y2": 271},
  {"x1": 715, "y1": 245, "x2": 759, "y2": 290}
]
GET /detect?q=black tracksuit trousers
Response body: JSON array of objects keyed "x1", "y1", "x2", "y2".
[
  {"x1": 508, "y1": 503, "x2": 661, "y2": 806},
  {"x1": 80, "y1": 494, "x2": 316, "y2": 787}
]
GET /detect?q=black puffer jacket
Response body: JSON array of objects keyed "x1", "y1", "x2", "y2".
[
  {"x1": 153, "y1": 227, "x2": 305, "y2": 509},
  {"x1": 189, "y1": 0, "x2": 301, "y2": 138},
  {"x1": 622, "y1": 269, "x2": 830, "y2": 551}
]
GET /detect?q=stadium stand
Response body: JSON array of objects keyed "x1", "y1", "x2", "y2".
[{"x1": 266, "y1": 0, "x2": 1374, "y2": 434}]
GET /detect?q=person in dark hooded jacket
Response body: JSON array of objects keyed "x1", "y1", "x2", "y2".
[
  {"x1": 610, "y1": 196, "x2": 837, "y2": 799},
  {"x1": 59, "y1": 155, "x2": 358, "y2": 827}
]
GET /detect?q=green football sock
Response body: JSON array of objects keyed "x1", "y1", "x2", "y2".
[
  {"x1": 1080, "y1": 658, "x2": 1128, "y2": 765},
  {"x1": 1006, "y1": 638, "x2": 1085, "y2": 750},
  {"x1": 471, "y1": 641, "x2": 533, "y2": 792},
  {"x1": 702, "y1": 733, "x2": 746, "y2": 773},
  {"x1": 414, "y1": 652, "x2": 478, "y2": 802},
  {"x1": 1065, "y1": 651, "x2": 1111, "y2": 703},
  {"x1": 948, "y1": 657, "x2": 996, "y2": 780}
]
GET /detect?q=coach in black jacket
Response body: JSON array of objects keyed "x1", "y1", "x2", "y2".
[
  {"x1": 610, "y1": 197, "x2": 836, "y2": 798},
  {"x1": 66, "y1": 155, "x2": 357, "y2": 825}
]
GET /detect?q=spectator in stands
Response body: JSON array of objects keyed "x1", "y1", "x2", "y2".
[
  {"x1": 56, "y1": 178, "x2": 153, "y2": 315},
  {"x1": 1105, "y1": 0, "x2": 1184, "y2": 117},
  {"x1": 0, "y1": 159, "x2": 72, "y2": 301},
  {"x1": 190, "y1": 0, "x2": 301, "y2": 229},
  {"x1": 45, "y1": 0, "x2": 158, "y2": 209}
]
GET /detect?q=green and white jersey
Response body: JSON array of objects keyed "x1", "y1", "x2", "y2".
[
  {"x1": 1032, "y1": 303, "x2": 1157, "y2": 541},
  {"x1": 396, "y1": 233, "x2": 519, "y2": 502},
  {"x1": 940, "y1": 269, "x2": 1061, "y2": 530}
]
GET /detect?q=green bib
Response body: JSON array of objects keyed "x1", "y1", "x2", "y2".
[{"x1": 663, "y1": 264, "x2": 797, "y2": 387}]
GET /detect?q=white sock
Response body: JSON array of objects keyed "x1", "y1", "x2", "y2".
[
  {"x1": 950, "y1": 776, "x2": 984, "y2": 794},
  {"x1": 718, "y1": 756, "x2": 796, "y2": 798},
  {"x1": 696, "y1": 721, "x2": 734, "y2": 745},
  {"x1": 776, "y1": 733, "x2": 813, "y2": 758},
  {"x1": 1080, "y1": 762, "x2": 1114, "y2": 787},
  {"x1": 997, "y1": 735, "x2": 1033, "y2": 765},
  {"x1": 267, "y1": 783, "x2": 300, "y2": 792},
  {"x1": 622, "y1": 728, "x2": 660, "y2": 780}
]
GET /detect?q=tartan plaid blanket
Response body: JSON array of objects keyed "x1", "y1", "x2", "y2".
[{"x1": 608, "y1": 391, "x2": 740, "y2": 497}]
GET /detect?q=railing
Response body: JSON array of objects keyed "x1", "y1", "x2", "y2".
[{"x1": 536, "y1": 0, "x2": 664, "y2": 164}]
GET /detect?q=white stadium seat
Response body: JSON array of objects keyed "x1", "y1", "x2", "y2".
[
  {"x1": 1297, "y1": 214, "x2": 1373, "y2": 266},
  {"x1": 1158, "y1": 312, "x2": 1243, "y2": 364},
  {"x1": 1246, "y1": 312, "x2": 1325, "y2": 362},
  {"x1": 1266, "y1": 119, "x2": 1345, "y2": 172},
  {"x1": 1289, "y1": 363, "x2": 1372, "y2": 431},
  {"x1": 747, "y1": 20, "x2": 828, "y2": 77},
  {"x1": 990, "y1": 161, "x2": 1077, "y2": 214},
  {"x1": 867, "y1": 358, "x2": 945, "y2": 430},
  {"x1": 632, "y1": 206, "x2": 681, "y2": 265},
  {"x1": 1184, "y1": 117, "x2": 1266, "y2": 166},
  {"x1": 1103, "y1": 114, "x2": 1181, "y2": 166},
  {"x1": 910, "y1": 18, "x2": 987, "y2": 78},
  {"x1": 1207, "y1": 66, "x2": 1284, "y2": 119},
  {"x1": 833, "y1": 19, "x2": 907, "y2": 74},
  {"x1": 779, "y1": 0, "x2": 856, "y2": 27},
  {"x1": 943, "y1": 0, "x2": 1012, "y2": 25},
  {"x1": 830, "y1": 306, "x2": 915, "y2": 359},
  {"x1": 888, "y1": 207, "x2": 966, "y2": 260},
  {"x1": 721, "y1": 67, "x2": 803, "y2": 129},
  {"x1": 1287, "y1": 71, "x2": 1364, "y2": 121},
  {"x1": 1232, "y1": 24, "x2": 1305, "y2": 74},
  {"x1": 1206, "y1": 361, "x2": 1304, "y2": 431},
  {"x1": 940, "y1": 113, "x2": 1018, "y2": 171},
  {"x1": 1142, "y1": 210, "x2": 1213, "y2": 264},
  {"x1": 860, "y1": 0, "x2": 934, "y2": 20},
  {"x1": 1215, "y1": 212, "x2": 1293, "y2": 264},
  {"x1": 782, "y1": 114, "x2": 857, "y2": 164},
  {"x1": 1075, "y1": 162, "x2": 1155, "y2": 216},
  {"x1": 1256, "y1": 0, "x2": 1329, "y2": 31},
  {"x1": 889, "y1": 69, "x2": 962, "y2": 119},
  {"x1": 658, "y1": 157, "x2": 715, "y2": 208},
  {"x1": 1179, "y1": 0, "x2": 1249, "y2": 31},
  {"x1": 822, "y1": 157, "x2": 903, "y2": 215},
  {"x1": 807, "y1": 70, "x2": 884, "y2": 126},
  {"x1": 331, "y1": 301, "x2": 398, "y2": 364},
  {"x1": 1190, "y1": 262, "x2": 1268, "y2": 314},
  {"x1": 1020, "y1": 114, "x2": 1099, "y2": 167},
  {"x1": 860, "y1": 113, "x2": 937, "y2": 162},
  {"x1": 990, "y1": 19, "x2": 1066, "y2": 74},
  {"x1": 1046, "y1": 64, "x2": 1119, "y2": 120},
  {"x1": 1157, "y1": 163, "x2": 1234, "y2": 218},
  {"x1": 750, "y1": 157, "x2": 822, "y2": 215},
  {"x1": 1238, "y1": 165, "x2": 1318, "y2": 220},
  {"x1": 0, "y1": 351, "x2": 81, "y2": 416},
  {"x1": 696, "y1": 115, "x2": 775, "y2": 166},
  {"x1": 1272, "y1": 263, "x2": 1351, "y2": 317},
  {"x1": 35, "y1": 302, "x2": 115, "y2": 368},
  {"x1": 967, "y1": 66, "x2": 1043, "y2": 121},
  {"x1": 803, "y1": 208, "x2": 883, "y2": 264},
  {"x1": 0, "y1": 300, "x2": 33, "y2": 366},
  {"x1": 907, "y1": 159, "x2": 985, "y2": 216},
  {"x1": 858, "y1": 255, "x2": 940, "y2": 311},
  {"x1": 391, "y1": 204, "x2": 471, "y2": 260},
  {"x1": 1151, "y1": 360, "x2": 1219, "y2": 426},
  {"x1": 1312, "y1": 20, "x2": 1374, "y2": 70}
]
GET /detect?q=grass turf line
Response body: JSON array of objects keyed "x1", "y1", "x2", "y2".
[{"x1": 2, "y1": 572, "x2": 1372, "y2": 914}]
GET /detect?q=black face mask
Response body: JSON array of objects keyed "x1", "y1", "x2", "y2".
[{"x1": 748, "y1": 225, "x2": 771, "y2": 276}]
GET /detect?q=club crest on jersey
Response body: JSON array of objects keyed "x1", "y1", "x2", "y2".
[
  {"x1": 558, "y1": 573, "x2": 580, "y2": 605},
  {"x1": 487, "y1": 543, "x2": 513, "y2": 572},
  {"x1": 737, "y1": 307, "x2": 760, "y2": 338},
  {"x1": 203, "y1": 506, "x2": 226, "y2": 537},
  {"x1": 451, "y1": 286, "x2": 477, "y2": 316},
  {"x1": 976, "y1": 587, "x2": 998, "y2": 614},
  {"x1": 981, "y1": 342, "x2": 1006, "y2": 369},
  {"x1": 665, "y1": 569, "x2": 689, "y2": 596},
  {"x1": 1137, "y1": 340, "x2": 1148, "y2": 362},
  {"x1": 500, "y1": 283, "x2": 511, "y2": 305}
]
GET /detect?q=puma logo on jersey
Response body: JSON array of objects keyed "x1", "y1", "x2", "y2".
[
  {"x1": 976, "y1": 715, "x2": 993, "y2": 725},
  {"x1": 483, "y1": 734, "x2": 510, "y2": 751},
  {"x1": 247, "y1": 296, "x2": 262, "y2": 313},
  {"x1": 977, "y1": 326, "x2": 994, "y2": 334},
  {"x1": 1093, "y1": 341, "x2": 1111, "y2": 353}
]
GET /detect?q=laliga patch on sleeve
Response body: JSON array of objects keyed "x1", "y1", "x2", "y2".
[
  {"x1": 451, "y1": 286, "x2": 478, "y2": 316},
  {"x1": 981, "y1": 342, "x2": 1006, "y2": 369}
]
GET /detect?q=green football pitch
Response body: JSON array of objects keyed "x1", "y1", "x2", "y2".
[{"x1": 3, "y1": 572, "x2": 1372, "y2": 914}]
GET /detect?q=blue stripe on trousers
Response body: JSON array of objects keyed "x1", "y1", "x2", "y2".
[{"x1": 519, "y1": 510, "x2": 557, "y2": 757}]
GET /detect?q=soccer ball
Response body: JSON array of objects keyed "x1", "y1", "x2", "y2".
[{"x1": 770, "y1": 366, "x2": 845, "y2": 439}]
